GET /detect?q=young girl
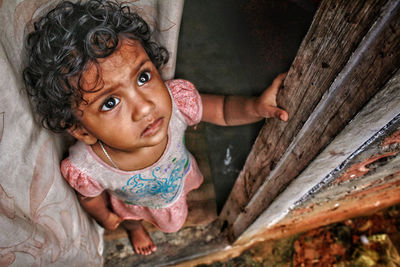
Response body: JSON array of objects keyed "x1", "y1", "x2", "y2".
[{"x1": 23, "y1": 0, "x2": 288, "y2": 256}]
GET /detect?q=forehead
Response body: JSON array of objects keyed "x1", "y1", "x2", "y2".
[
  {"x1": 81, "y1": 39, "x2": 148, "y2": 88},
  {"x1": 99, "y1": 39, "x2": 144, "y2": 67}
]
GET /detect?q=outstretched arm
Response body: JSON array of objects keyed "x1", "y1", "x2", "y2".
[
  {"x1": 201, "y1": 73, "x2": 288, "y2": 126},
  {"x1": 77, "y1": 191, "x2": 122, "y2": 230}
]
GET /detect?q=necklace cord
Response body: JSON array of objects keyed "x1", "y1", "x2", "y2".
[{"x1": 99, "y1": 141, "x2": 119, "y2": 169}]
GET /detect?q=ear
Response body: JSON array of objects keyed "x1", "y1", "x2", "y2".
[{"x1": 68, "y1": 125, "x2": 98, "y2": 145}]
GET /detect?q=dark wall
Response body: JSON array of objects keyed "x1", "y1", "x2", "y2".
[{"x1": 175, "y1": 0, "x2": 317, "y2": 212}]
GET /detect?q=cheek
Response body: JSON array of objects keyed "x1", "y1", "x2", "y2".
[
  {"x1": 155, "y1": 87, "x2": 172, "y2": 110},
  {"x1": 163, "y1": 94, "x2": 172, "y2": 115}
]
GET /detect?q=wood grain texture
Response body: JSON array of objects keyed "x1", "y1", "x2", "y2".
[{"x1": 220, "y1": 0, "x2": 400, "y2": 240}]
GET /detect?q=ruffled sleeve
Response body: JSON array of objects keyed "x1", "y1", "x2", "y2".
[
  {"x1": 61, "y1": 158, "x2": 104, "y2": 197},
  {"x1": 166, "y1": 79, "x2": 203, "y2": 126}
]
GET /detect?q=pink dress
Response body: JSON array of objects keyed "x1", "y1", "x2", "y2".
[{"x1": 61, "y1": 80, "x2": 204, "y2": 233}]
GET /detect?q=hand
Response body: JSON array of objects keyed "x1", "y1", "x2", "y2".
[
  {"x1": 255, "y1": 73, "x2": 289, "y2": 121},
  {"x1": 102, "y1": 212, "x2": 123, "y2": 230}
]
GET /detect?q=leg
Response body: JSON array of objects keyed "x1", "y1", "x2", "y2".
[{"x1": 122, "y1": 220, "x2": 157, "y2": 255}]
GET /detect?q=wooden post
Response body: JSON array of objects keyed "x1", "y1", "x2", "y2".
[{"x1": 220, "y1": 0, "x2": 400, "y2": 241}]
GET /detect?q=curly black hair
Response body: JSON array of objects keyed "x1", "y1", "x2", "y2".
[{"x1": 23, "y1": 0, "x2": 169, "y2": 133}]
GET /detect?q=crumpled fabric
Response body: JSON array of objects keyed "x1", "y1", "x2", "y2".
[{"x1": 0, "y1": 0, "x2": 183, "y2": 265}]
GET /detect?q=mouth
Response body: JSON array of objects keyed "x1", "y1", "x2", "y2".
[{"x1": 141, "y1": 118, "x2": 164, "y2": 137}]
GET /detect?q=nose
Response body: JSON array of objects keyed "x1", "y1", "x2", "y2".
[{"x1": 131, "y1": 92, "x2": 154, "y2": 121}]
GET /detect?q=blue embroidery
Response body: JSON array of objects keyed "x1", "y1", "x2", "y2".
[{"x1": 121, "y1": 150, "x2": 190, "y2": 206}]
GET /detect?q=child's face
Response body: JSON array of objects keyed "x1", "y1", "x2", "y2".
[{"x1": 72, "y1": 39, "x2": 172, "y2": 153}]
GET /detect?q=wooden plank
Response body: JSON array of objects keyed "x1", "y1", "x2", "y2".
[
  {"x1": 235, "y1": 71, "x2": 400, "y2": 246},
  {"x1": 220, "y1": 0, "x2": 400, "y2": 240}
]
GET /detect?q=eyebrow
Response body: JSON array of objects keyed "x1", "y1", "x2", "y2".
[{"x1": 89, "y1": 58, "x2": 152, "y2": 105}]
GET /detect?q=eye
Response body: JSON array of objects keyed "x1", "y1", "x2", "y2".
[
  {"x1": 101, "y1": 97, "x2": 120, "y2": 111},
  {"x1": 137, "y1": 71, "x2": 151, "y2": 86}
]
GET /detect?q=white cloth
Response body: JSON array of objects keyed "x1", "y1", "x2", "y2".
[{"x1": 0, "y1": 0, "x2": 184, "y2": 265}]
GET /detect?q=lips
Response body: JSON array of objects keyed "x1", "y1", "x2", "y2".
[{"x1": 141, "y1": 118, "x2": 164, "y2": 137}]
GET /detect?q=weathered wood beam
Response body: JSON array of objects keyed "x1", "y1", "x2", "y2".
[
  {"x1": 235, "y1": 69, "x2": 400, "y2": 246},
  {"x1": 220, "y1": 0, "x2": 400, "y2": 240}
]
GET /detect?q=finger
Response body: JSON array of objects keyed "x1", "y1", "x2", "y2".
[
  {"x1": 271, "y1": 73, "x2": 287, "y2": 90},
  {"x1": 273, "y1": 72, "x2": 287, "y2": 85},
  {"x1": 279, "y1": 72, "x2": 288, "y2": 78},
  {"x1": 278, "y1": 110, "x2": 289, "y2": 121},
  {"x1": 266, "y1": 107, "x2": 288, "y2": 121},
  {"x1": 266, "y1": 74, "x2": 287, "y2": 98}
]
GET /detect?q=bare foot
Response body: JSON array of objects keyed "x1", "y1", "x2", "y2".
[{"x1": 122, "y1": 220, "x2": 157, "y2": 255}]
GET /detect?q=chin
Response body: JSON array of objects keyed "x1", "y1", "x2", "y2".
[{"x1": 146, "y1": 129, "x2": 168, "y2": 146}]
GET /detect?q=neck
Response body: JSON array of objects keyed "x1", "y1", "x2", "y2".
[{"x1": 92, "y1": 137, "x2": 168, "y2": 171}]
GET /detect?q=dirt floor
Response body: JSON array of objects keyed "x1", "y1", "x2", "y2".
[{"x1": 198, "y1": 204, "x2": 400, "y2": 267}]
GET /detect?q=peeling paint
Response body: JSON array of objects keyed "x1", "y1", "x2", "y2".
[
  {"x1": 292, "y1": 204, "x2": 314, "y2": 215},
  {"x1": 382, "y1": 129, "x2": 400, "y2": 146},
  {"x1": 344, "y1": 172, "x2": 400, "y2": 199},
  {"x1": 334, "y1": 151, "x2": 398, "y2": 184}
]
